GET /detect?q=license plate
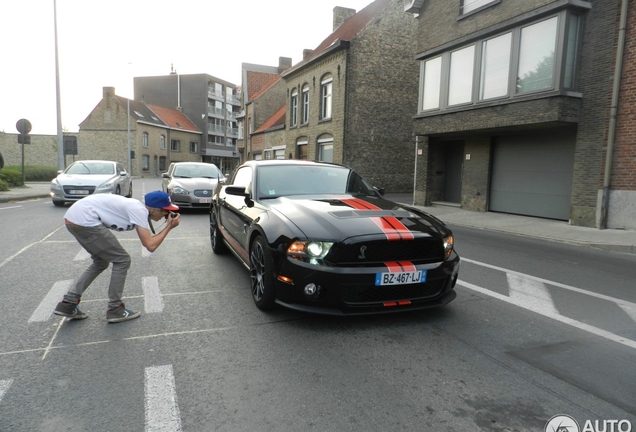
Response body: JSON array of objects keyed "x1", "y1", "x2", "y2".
[
  {"x1": 69, "y1": 190, "x2": 89, "y2": 195},
  {"x1": 375, "y1": 270, "x2": 427, "y2": 286},
  {"x1": 198, "y1": 198, "x2": 211, "y2": 204}
]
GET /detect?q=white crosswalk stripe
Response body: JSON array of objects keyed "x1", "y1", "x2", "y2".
[
  {"x1": 0, "y1": 379, "x2": 13, "y2": 403},
  {"x1": 506, "y1": 273, "x2": 560, "y2": 315},
  {"x1": 28, "y1": 280, "x2": 73, "y2": 323},
  {"x1": 143, "y1": 276, "x2": 164, "y2": 314},
  {"x1": 145, "y1": 365, "x2": 182, "y2": 432},
  {"x1": 74, "y1": 248, "x2": 91, "y2": 261}
]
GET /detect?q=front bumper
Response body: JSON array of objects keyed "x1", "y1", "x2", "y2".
[
  {"x1": 272, "y1": 253, "x2": 460, "y2": 316},
  {"x1": 169, "y1": 192, "x2": 213, "y2": 208}
]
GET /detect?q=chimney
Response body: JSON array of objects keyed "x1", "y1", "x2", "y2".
[
  {"x1": 278, "y1": 57, "x2": 292, "y2": 73},
  {"x1": 103, "y1": 87, "x2": 116, "y2": 98},
  {"x1": 303, "y1": 49, "x2": 314, "y2": 60},
  {"x1": 333, "y1": 6, "x2": 356, "y2": 31}
]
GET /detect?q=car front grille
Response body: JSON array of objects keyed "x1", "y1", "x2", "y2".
[
  {"x1": 328, "y1": 238, "x2": 444, "y2": 266},
  {"x1": 193, "y1": 189, "x2": 213, "y2": 198},
  {"x1": 341, "y1": 278, "x2": 446, "y2": 304}
]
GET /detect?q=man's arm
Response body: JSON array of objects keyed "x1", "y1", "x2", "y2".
[{"x1": 136, "y1": 214, "x2": 180, "y2": 252}]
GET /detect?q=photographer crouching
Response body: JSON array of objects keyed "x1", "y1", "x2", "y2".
[{"x1": 54, "y1": 190, "x2": 181, "y2": 323}]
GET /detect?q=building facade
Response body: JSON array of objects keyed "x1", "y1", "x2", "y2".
[
  {"x1": 79, "y1": 87, "x2": 201, "y2": 177},
  {"x1": 134, "y1": 72, "x2": 241, "y2": 175},
  {"x1": 406, "y1": 0, "x2": 635, "y2": 229}
]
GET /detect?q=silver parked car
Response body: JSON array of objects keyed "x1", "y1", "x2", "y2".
[
  {"x1": 162, "y1": 162, "x2": 224, "y2": 208},
  {"x1": 50, "y1": 160, "x2": 132, "y2": 206}
]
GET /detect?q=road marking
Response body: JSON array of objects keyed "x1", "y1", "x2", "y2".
[
  {"x1": 145, "y1": 365, "x2": 183, "y2": 432},
  {"x1": 457, "y1": 280, "x2": 636, "y2": 350},
  {"x1": 0, "y1": 206, "x2": 22, "y2": 210},
  {"x1": 74, "y1": 248, "x2": 91, "y2": 261},
  {"x1": 0, "y1": 379, "x2": 13, "y2": 403},
  {"x1": 461, "y1": 257, "x2": 636, "y2": 310},
  {"x1": 143, "y1": 276, "x2": 164, "y2": 313},
  {"x1": 0, "y1": 225, "x2": 65, "y2": 270},
  {"x1": 28, "y1": 280, "x2": 73, "y2": 323},
  {"x1": 507, "y1": 273, "x2": 559, "y2": 315}
]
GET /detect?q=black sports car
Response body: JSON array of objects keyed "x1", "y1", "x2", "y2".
[{"x1": 209, "y1": 160, "x2": 460, "y2": 316}]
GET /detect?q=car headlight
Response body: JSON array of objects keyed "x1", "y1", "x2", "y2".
[
  {"x1": 97, "y1": 181, "x2": 114, "y2": 191},
  {"x1": 443, "y1": 235, "x2": 454, "y2": 260},
  {"x1": 287, "y1": 241, "x2": 333, "y2": 265},
  {"x1": 171, "y1": 186, "x2": 190, "y2": 195},
  {"x1": 50, "y1": 181, "x2": 61, "y2": 190}
]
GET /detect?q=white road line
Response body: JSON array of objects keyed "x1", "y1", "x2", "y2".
[
  {"x1": 74, "y1": 248, "x2": 91, "y2": 261},
  {"x1": 507, "y1": 273, "x2": 560, "y2": 315},
  {"x1": 28, "y1": 280, "x2": 73, "y2": 323},
  {"x1": 619, "y1": 304, "x2": 636, "y2": 322},
  {"x1": 143, "y1": 276, "x2": 164, "y2": 314},
  {"x1": 0, "y1": 206, "x2": 22, "y2": 210},
  {"x1": 145, "y1": 365, "x2": 183, "y2": 432},
  {"x1": 457, "y1": 280, "x2": 636, "y2": 350},
  {"x1": 0, "y1": 225, "x2": 65, "y2": 270},
  {"x1": 461, "y1": 257, "x2": 636, "y2": 309},
  {"x1": 0, "y1": 379, "x2": 13, "y2": 403}
]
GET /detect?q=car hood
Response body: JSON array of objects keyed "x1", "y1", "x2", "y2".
[
  {"x1": 170, "y1": 178, "x2": 220, "y2": 189},
  {"x1": 54, "y1": 174, "x2": 116, "y2": 186},
  {"x1": 266, "y1": 195, "x2": 451, "y2": 241}
]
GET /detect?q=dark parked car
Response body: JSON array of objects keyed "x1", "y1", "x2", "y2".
[
  {"x1": 210, "y1": 160, "x2": 460, "y2": 316},
  {"x1": 162, "y1": 162, "x2": 224, "y2": 209}
]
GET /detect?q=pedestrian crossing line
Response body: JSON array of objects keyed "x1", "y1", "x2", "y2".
[
  {"x1": 0, "y1": 379, "x2": 13, "y2": 403},
  {"x1": 28, "y1": 280, "x2": 73, "y2": 323},
  {"x1": 461, "y1": 257, "x2": 636, "y2": 310},
  {"x1": 457, "y1": 280, "x2": 636, "y2": 350},
  {"x1": 0, "y1": 225, "x2": 64, "y2": 270},
  {"x1": 145, "y1": 365, "x2": 183, "y2": 432},
  {"x1": 74, "y1": 248, "x2": 90, "y2": 261},
  {"x1": 143, "y1": 276, "x2": 164, "y2": 314},
  {"x1": 506, "y1": 273, "x2": 560, "y2": 315}
]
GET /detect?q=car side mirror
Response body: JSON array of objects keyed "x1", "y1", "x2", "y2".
[
  {"x1": 225, "y1": 185, "x2": 254, "y2": 208},
  {"x1": 162, "y1": 172, "x2": 170, "y2": 178},
  {"x1": 374, "y1": 186, "x2": 385, "y2": 196},
  {"x1": 120, "y1": 171, "x2": 127, "y2": 176}
]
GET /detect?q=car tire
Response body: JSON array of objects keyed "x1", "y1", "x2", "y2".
[
  {"x1": 52, "y1": 200, "x2": 65, "y2": 207},
  {"x1": 250, "y1": 235, "x2": 277, "y2": 310},
  {"x1": 115, "y1": 185, "x2": 121, "y2": 195},
  {"x1": 209, "y1": 211, "x2": 227, "y2": 254},
  {"x1": 126, "y1": 183, "x2": 133, "y2": 198}
]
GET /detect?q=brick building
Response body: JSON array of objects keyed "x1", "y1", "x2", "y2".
[
  {"x1": 244, "y1": 0, "x2": 420, "y2": 193},
  {"x1": 79, "y1": 87, "x2": 201, "y2": 177},
  {"x1": 406, "y1": 0, "x2": 635, "y2": 229}
]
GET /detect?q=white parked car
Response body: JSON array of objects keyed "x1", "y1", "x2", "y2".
[
  {"x1": 162, "y1": 162, "x2": 225, "y2": 209},
  {"x1": 50, "y1": 160, "x2": 132, "y2": 207}
]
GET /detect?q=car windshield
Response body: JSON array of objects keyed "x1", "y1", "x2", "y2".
[
  {"x1": 173, "y1": 164, "x2": 221, "y2": 179},
  {"x1": 256, "y1": 165, "x2": 377, "y2": 199},
  {"x1": 65, "y1": 162, "x2": 115, "y2": 175}
]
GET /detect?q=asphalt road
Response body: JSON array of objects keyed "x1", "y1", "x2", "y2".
[{"x1": 0, "y1": 178, "x2": 634, "y2": 431}]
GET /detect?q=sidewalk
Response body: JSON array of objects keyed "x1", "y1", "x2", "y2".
[{"x1": 1, "y1": 185, "x2": 634, "y2": 255}]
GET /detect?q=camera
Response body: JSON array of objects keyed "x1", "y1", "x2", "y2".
[{"x1": 165, "y1": 211, "x2": 177, "y2": 220}]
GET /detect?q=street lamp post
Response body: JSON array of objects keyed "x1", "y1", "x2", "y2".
[
  {"x1": 127, "y1": 98, "x2": 131, "y2": 174},
  {"x1": 53, "y1": 0, "x2": 64, "y2": 171}
]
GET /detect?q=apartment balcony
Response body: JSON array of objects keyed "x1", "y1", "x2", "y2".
[
  {"x1": 207, "y1": 124, "x2": 226, "y2": 135},
  {"x1": 227, "y1": 127, "x2": 239, "y2": 138},
  {"x1": 207, "y1": 89, "x2": 224, "y2": 101},
  {"x1": 207, "y1": 107, "x2": 225, "y2": 119},
  {"x1": 226, "y1": 93, "x2": 241, "y2": 105}
]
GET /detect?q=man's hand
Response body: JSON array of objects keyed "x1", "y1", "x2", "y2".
[{"x1": 167, "y1": 213, "x2": 181, "y2": 228}]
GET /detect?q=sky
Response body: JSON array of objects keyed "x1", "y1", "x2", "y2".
[{"x1": 0, "y1": 0, "x2": 374, "y2": 135}]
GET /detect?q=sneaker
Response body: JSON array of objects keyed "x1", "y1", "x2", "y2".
[
  {"x1": 106, "y1": 303, "x2": 141, "y2": 323},
  {"x1": 53, "y1": 302, "x2": 88, "y2": 320}
]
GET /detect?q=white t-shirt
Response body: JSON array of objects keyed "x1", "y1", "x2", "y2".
[{"x1": 64, "y1": 194, "x2": 151, "y2": 232}]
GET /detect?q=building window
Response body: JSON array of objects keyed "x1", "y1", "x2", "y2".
[
  {"x1": 302, "y1": 84, "x2": 309, "y2": 124},
  {"x1": 143, "y1": 132, "x2": 149, "y2": 148},
  {"x1": 160, "y1": 135, "x2": 166, "y2": 150},
  {"x1": 171, "y1": 139, "x2": 181, "y2": 152},
  {"x1": 159, "y1": 156, "x2": 167, "y2": 172},
  {"x1": 318, "y1": 135, "x2": 333, "y2": 162},
  {"x1": 419, "y1": 12, "x2": 579, "y2": 114},
  {"x1": 142, "y1": 155, "x2": 150, "y2": 171},
  {"x1": 461, "y1": 0, "x2": 497, "y2": 15},
  {"x1": 297, "y1": 138, "x2": 308, "y2": 160},
  {"x1": 320, "y1": 77, "x2": 332, "y2": 120},
  {"x1": 190, "y1": 142, "x2": 198, "y2": 153},
  {"x1": 291, "y1": 89, "x2": 298, "y2": 127}
]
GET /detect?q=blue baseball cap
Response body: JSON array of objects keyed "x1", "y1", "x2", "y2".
[{"x1": 144, "y1": 191, "x2": 179, "y2": 211}]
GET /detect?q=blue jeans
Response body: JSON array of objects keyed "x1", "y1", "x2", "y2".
[{"x1": 64, "y1": 222, "x2": 132, "y2": 310}]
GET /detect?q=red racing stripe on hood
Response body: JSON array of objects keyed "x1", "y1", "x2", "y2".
[{"x1": 341, "y1": 198, "x2": 414, "y2": 241}]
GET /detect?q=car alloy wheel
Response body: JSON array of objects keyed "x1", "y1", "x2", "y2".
[
  {"x1": 249, "y1": 235, "x2": 276, "y2": 310},
  {"x1": 209, "y1": 212, "x2": 227, "y2": 254}
]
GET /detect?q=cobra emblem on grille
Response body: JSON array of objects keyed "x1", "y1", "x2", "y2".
[{"x1": 358, "y1": 245, "x2": 367, "y2": 259}]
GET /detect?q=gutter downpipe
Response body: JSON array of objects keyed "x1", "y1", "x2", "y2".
[{"x1": 600, "y1": 0, "x2": 629, "y2": 229}]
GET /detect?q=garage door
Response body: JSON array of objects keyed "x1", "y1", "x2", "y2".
[{"x1": 490, "y1": 131, "x2": 576, "y2": 220}]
